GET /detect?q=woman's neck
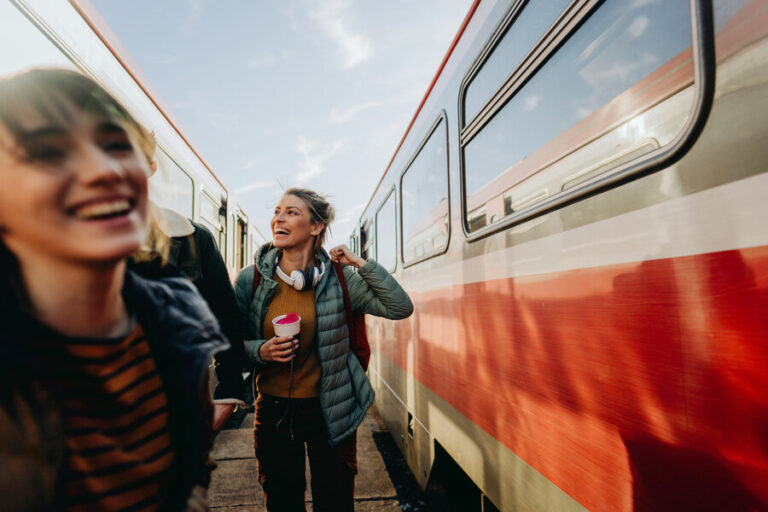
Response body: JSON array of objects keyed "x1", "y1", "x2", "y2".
[
  {"x1": 17, "y1": 252, "x2": 130, "y2": 338},
  {"x1": 278, "y1": 243, "x2": 315, "y2": 274}
]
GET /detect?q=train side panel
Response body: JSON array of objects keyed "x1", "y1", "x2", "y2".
[{"x1": 357, "y1": 0, "x2": 768, "y2": 510}]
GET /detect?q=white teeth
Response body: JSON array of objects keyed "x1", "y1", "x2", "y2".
[{"x1": 74, "y1": 199, "x2": 131, "y2": 219}]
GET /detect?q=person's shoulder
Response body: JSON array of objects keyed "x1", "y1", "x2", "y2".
[
  {"x1": 189, "y1": 220, "x2": 217, "y2": 244},
  {"x1": 235, "y1": 264, "x2": 256, "y2": 288}
]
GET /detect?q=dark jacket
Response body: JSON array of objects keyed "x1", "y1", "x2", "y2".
[
  {"x1": 167, "y1": 221, "x2": 248, "y2": 403},
  {"x1": 234, "y1": 244, "x2": 413, "y2": 446},
  {"x1": 0, "y1": 270, "x2": 229, "y2": 511}
]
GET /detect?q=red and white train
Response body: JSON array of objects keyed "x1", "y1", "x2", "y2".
[
  {"x1": 351, "y1": 0, "x2": 768, "y2": 510},
  {"x1": 1, "y1": 0, "x2": 266, "y2": 275}
]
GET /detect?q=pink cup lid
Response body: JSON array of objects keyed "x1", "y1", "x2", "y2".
[{"x1": 275, "y1": 313, "x2": 300, "y2": 325}]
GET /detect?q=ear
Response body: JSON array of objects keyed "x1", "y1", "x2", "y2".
[
  {"x1": 149, "y1": 158, "x2": 158, "y2": 175},
  {"x1": 310, "y1": 222, "x2": 325, "y2": 237}
]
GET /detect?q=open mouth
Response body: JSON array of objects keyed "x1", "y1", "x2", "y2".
[
  {"x1": 71, "y1": 198, "x2": 135, "y2": 221},
  {"x1": 274, "y1": 227, "x2": 291, "y2": 236}
]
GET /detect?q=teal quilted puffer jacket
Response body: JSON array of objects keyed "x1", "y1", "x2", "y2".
[{"x1": 234, "y1": 244, "x2": 413, "y2": 446}]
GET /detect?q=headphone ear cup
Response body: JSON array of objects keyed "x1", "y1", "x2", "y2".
[{"x1": 290, "y1": 270, "x2": 306, "y2": 291}]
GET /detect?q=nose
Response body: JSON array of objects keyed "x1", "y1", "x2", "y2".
[{"x1": 74, "y1": 140, "x2": 125, "y2": 185}]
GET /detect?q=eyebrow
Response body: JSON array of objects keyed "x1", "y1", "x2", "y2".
[
  {"x1": 18, "y1": 126, "x2": 69, "y2": 142},
  {"x1": 96, "y1": 121, "x2": 129, "y2": 135}
]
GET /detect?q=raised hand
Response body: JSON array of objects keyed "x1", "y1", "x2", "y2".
[{"x1": 329, "y1": 244, "x2": 367, "y2": 268}]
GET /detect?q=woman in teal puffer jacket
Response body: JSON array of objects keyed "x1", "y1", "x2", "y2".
[{"x1": 232, "y1": 187, "x2": 413, "y2": 512}]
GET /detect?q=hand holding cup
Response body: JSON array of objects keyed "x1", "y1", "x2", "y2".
[{"x1": 259, "y1": 313, "x2": 301, "y2": 363}]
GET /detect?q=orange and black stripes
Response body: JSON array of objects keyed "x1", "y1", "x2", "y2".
[{"x1": 40, "y1": 324, "x2": 174, "y2": 512}]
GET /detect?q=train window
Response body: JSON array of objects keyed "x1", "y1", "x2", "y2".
[
  {"x1": 0, "y1": 1, "x2": 75, "y2": 76},
  {"x1": 461, "y1": 0, "x2": 695, "y2": 234},
  {"x1": 400, "y1": 116, "x2": 449, "y2": 266},
  {"x1": 200, "y1": 192, "x2": 223, "y2": 249},
  {"x1": 375, "y1": 190, "x2": 397, "y2": 272},
  {"x1": 463, "y1": 0, "x2": 571, "y2": 122},
  {"x1": 151, "y1": 150, "x2": 194, "y2": 219}
]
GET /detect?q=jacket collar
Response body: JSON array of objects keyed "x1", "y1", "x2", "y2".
[
  {"x1": 122, "y1": 270, "x2": 228, "y2": 358},
  {"x1": 256, "y1": 243, "x2": 333, "y2": 293}
]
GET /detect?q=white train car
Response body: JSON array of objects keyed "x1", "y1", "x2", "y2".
[
  {"x1": 1, "y1": 0, "x2": 265, "y2": 273},
  {"x1": 352, "y1": 0, "x2": 768, "y2": 510}
]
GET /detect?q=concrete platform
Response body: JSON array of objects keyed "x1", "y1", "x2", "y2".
[{"x1": 210, "y1": 412, "x2": 400, "y2": 511}]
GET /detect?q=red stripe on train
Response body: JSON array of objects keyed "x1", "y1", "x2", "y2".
[{"x1": 371, "y1": 246, "x2": 768, "y2": 511}]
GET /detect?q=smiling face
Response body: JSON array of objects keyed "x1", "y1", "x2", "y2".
[
  {"x1": 0, "y1": 106, "x2": 149, "y2": 266},
  {"x1": 270, "y1": 193, "x2": 324, "y2": 252}
]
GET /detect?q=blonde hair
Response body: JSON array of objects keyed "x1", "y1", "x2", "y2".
[
  {"x1": 284, "y1": 187, "x2": 335, "y2": 256},
  {"x1": 135, "y1": 133, "x2": 172, "y2": 265}
]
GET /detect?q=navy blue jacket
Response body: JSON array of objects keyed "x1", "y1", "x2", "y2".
[{"x1": 0, "y1": 270, "x2": 229, "y2": 511}]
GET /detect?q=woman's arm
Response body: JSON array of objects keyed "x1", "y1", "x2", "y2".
[
  {"x1": 330, "y1": 245, "x2": 414, "y2": 319},
  {"x1": 233, "y1": 268, "x2": 296, "y2": 366}
]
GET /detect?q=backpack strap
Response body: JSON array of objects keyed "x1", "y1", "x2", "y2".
[{"x1": 333, "y1": 261, "x2": 353, "y2": 319}]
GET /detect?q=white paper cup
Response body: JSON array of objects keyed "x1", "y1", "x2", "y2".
[{"x1": 272, "y1": 314, "x2": 301, "y2": 338}]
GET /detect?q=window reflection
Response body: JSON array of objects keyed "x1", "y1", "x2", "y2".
[
  {"x1": 463, "y1": 0, "x2": 694, "y2": 232},
  {"x1": 464, "y1": 0, "x2": 571, "y2": 122},
  {"x1": 0, "y1": 1, "x2": 74, "y2": 76},
  {"x1": 401, "y1": 119, "x2": 449, "y2": 264},
  {"x1": 376, "y1": 193, "x2": 397, "y2": 272},
  {"x1": 150, "y1": 150, "x2": 194, "y2": 219}
]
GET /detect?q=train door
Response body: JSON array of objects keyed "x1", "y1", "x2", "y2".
[{"x1": 235, "y1": 214, "x2": 248, "y2": 271}]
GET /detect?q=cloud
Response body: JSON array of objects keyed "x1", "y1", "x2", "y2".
[
  {"x1": 248, "y1": 53, "x2": 278, "y2": 69},
  {"x1": 233, "y1": 180, "x2": 274, "y2": 195},
  {"x1": 238, "y1": 158, "x2": 263, "y2": 172},
  {"x1": 330, "y1": 101, "x2": 379, "y2": 124},
  {"x1": 295, "y1": 135, "x2": 348, "y2": 184},
  {"x1": 308, "y1": 0, "x2": 374, "y2": 69},
  {"x1": 628, "y1": 15, "x2": 650, "y2": 38},
  {"x1": 181, "y1": 0, "x2": 205, "y2": 36},
  {"x1": 336, "y1": 201, "x2": 367, "y2": 224},
  {"x1": 523, "y1": 95, "x2": 540, "y2": 111}
]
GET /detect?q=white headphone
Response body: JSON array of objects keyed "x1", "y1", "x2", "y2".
[{"x1": 275, "y1": 257, "x2": 326, "y2": 291}]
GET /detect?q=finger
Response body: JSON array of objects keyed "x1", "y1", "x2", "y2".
[{"x1": 273, "y1": 341, "x2": 295, "y2": 350}]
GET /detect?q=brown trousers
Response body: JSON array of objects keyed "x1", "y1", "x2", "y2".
[{"x1": 254, "y1": 394, "x2": 358, "y2": 512}]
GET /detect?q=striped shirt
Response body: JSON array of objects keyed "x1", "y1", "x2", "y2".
[{"x1": 37, "y1": 322, "x2": 174, "y2": 512}]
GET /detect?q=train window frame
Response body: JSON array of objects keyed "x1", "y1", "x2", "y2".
[
  {"x1": 457, "y1": 0, "x2": 715, "y2": 242},
  {"x1": 200, "y1": 190, "x2": 220, "y2": 228},
  {"x1": 374, "y1": 187, "x2": 398, "y2": 273},
  {"x1": 155, "y1": 147, "x2": 195, "y2": 219},
  {"x1": 399, "y1": 112, "x2": 451, "y2": 269}
]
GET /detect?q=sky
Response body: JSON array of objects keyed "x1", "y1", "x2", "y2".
[{"x1": 90, "y1": 0, "x2": 472, "y2": 247}]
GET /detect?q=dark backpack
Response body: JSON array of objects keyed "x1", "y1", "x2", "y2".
[{"x1": 252, "y1": 262, "x2": 371, "y2": 370}]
